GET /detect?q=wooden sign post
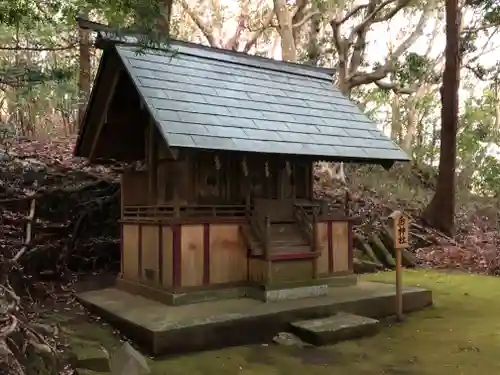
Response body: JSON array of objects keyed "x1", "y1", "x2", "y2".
[{"x1": 388, "y1": 210, "x2": 409, "y2": 322}]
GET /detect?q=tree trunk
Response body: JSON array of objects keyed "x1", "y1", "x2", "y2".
[
  {"x1": 291, "y1": 0, "x2": 307, "y2": 45},
  {"x1": 306, "y1": 10, "x2": 320, "y2": 66},
  {"x1": 421, "y1": 0, "x2": 460, "y2": 236},
  {"x1": 77, "y1": 14, "x2": 91, "y2": 134},
  {"x1": 338, "y1": 77, "x2": 351, "y2": 97},
  {"x1": 494, "y1": 80, "x2": 500, "y2": 137},
  {"x1": 273, "y1": 0, "x2": 297, "y2": 62},
  {"x1": 158, "y1": 0, "x2": 174, "y2": 37},
  {"x1": 390, "y1": 93, "x2": 401, "y2": 141},
  {"x1": 401, "y1": 99, "x2": 417, "y2": 152},
  {"x1": 414, "y1": 114, "x2": 424, "y2": 163}
]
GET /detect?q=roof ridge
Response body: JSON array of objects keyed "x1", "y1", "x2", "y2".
[{"x1": 97, "y1": 33, "x2": 335, "y2": 81}]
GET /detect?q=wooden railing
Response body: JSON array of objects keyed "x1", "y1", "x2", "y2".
[
  {"x1": 294, "y1": 203, "x2": 319, "y2": 252},
  {"x1": 316, "y1": 191, "x2": 350, "y2": 216},
  {"x1": 123, "y1": 204, "x2": 246, "y2": 220},
  {"x1": 245, "y1": 206, "x2": 270, "y2": 258}
]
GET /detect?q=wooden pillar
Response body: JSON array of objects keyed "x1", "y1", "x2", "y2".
[
  {"x1": 120, "y1": 174, "x2": 125, "y2": 219},
  {"x1": 308, "y1": 161, "x2": 314, "y2": 200},
  {"x1": 173, "y1": 164, "x2": 180, "y2": 217},
  {"x1": 146, "y1": 119, "x2": 158, "y2": 205},
  {"x1": 242, "y1": 156, "x2": 251, "y2": 206},
  {"x1": 172, "y1": 153, "x2": 189, "y2": 216}
]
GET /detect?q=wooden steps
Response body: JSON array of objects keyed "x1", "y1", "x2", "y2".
[
  {"x1": 241, "y1": 221, "x2": 312, "y2": 258},
  {"x1": 290, "y1": 312, "x2": 380, "y2": 346}
]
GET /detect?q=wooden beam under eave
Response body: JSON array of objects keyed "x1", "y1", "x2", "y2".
[{"x1": 88, "y1": 70, "x2": 121, "y2": 162}]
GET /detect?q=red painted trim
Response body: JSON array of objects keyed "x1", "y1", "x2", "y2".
[
  {"x1": 347, "y1": 221, "x2": 353, "y2": 271},
  {"x1": 137, "y1": 224, "x2": 143, "y2": 278},
  {"x1": 203, "y1": 223, "x2": 210, "y2": 285},
  {"x1": 158, "y1": 224, "x2": 163, "y2": 284},
  {"x1": 327, "y1": 221, "x2": 334, "y2": 272},
  {"x1": 269, "y1": 252, "x2": 319, "y2": 261},
  {"x1": 172, "y1": 225, "x2": 182, "y2": 287}
]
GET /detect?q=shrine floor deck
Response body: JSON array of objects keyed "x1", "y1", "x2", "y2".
[{"x1": 76, "y1": 281, "x2": 432, "y2": 356}]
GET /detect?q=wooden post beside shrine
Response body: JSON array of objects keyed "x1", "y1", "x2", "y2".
[{"x1": 388, "y1": 210, "x2": 409, "y2": 321}]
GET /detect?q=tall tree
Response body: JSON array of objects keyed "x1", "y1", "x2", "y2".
[
  {"x1": 77, "y1": 12, "x2": 91, "y2": 133},
  {"x1": 421, "y1": 0, "x2": 461, "y2": 235}
]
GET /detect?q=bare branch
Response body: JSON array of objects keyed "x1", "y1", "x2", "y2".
[
  {"x1": 293, "y1": 10, "x2": 320, "y2": 29},
  {"x1": 375, "y1": 80, "x2": 418, "y2": 94},
  {"x1": 368, "y1": 12, "x2": 444, "y2": 96},
  {"x1": 224, "y1": 2, "x2": 250, "y2": 50},
  {"x1": 341, "y1": 4, "x2": 370, "y2": 24},
  {"x1": 463, "y1": 26, "x2": 500, "y2": 66},
  {"x1": 462, "y1": 19, "x2": 500, "y2": 34},
  {"x1": 180, "y1": 0, "x2": 220, "y2": 47},
  {"x1": 348, "y1": 0, "x2": 435, "y2": 88},
  {"x1": 242, "y1": 10, "x2": 274, "y2": 53},
  {"x1": 347, "y1": 0, "x2": 403, "y2": 45},
  {"x1": 373, "y1": 0, "x2": 412, "y2": 22},
  {"x1": 346, "y1": 0, "x2": 413, "y2": 75}
]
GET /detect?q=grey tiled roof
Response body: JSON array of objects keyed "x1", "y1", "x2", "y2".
[{"x1": 115, "y1": 42, "x2": 409, "y2": 162}]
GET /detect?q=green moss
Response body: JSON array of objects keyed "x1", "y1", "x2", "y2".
[{"x1": 66, "y1": 270, "x2": 500, "y2": 374}]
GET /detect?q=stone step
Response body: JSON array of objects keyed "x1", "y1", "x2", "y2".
[
  {"x1": 290, "y1": 312, "x2": 380, "y2": 346},
  {"x1": 269, "y1": 224, "x2": 298, "y2": 233},
  {"x1": 270, "y1": 238, "x2": 308, "y2": 246},
  {"x1": 272, "y1": 245, "x2": 312, "y2": 254}
]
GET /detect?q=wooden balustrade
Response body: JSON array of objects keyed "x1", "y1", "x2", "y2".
[
  {"x1": 311, "y1": 206, "x2": 318, "y2": 252},
  {"x1": 245, "y1": 206, "x2": 266, "y2": 256},
  {"x1": 123, "y1": 204, "x2": 246, "y2": 220},
  {"x1": 294, "y1": 204, "x2": 313, "y2": 242},
  {"x1": 294, "y1": 203, "x2": 319, "y2": 253}
]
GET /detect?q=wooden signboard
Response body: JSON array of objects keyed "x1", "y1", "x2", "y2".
[
  {"x1": 388, "y1": 210, "x2": 409, "y2": 321},
  {"x1": 389, "y1": 211, "x2": 409, "y2": 249}
]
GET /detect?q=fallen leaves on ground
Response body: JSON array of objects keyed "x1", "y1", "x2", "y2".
[
  {"x1": 0, "y1": 136, "x2": 121, "y2": 374},
  {"x1": 316, "y1": 163, "x2": 500, "y2": 275}
]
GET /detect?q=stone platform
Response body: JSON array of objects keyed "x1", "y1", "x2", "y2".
[
  {"x1": 77, "y1": 281, "x2": 432, "y2": 356},
  {"x1": 291, "y1": 312, "x2": 380, "y2": 346}
]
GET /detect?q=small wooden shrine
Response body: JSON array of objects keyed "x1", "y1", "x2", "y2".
[{"x1": 75, "y1": 34, "x2": 409, "y2": 304}]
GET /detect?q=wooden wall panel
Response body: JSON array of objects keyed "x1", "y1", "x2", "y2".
[
  {"x1": 316, "y1": 223, "x2": 329, "y2": 276},
  {"x1": 180, "y1": 225, "x2": 204, "y2": 287},
  {"x1": 209, "y1": 224, "x2": 247, "y2": 284},
  {"x1": 248, "y1": 259, "x2": 267, "y2": 283},
  {"x1": 121, "y1": 171, "x2": 148, "y2": 206},
  {"x1": 332, "y1": 222, "x2": 349, "y2": 272},
  {"x1": 122, "y1": 224, "x2": 139, "y2": 279},
  {"x1": 161, "y1": 226, "x2": 173, "y2": 287},
  {"x1": 141, "y1": 225, "x2": 160, "y2": 282}
]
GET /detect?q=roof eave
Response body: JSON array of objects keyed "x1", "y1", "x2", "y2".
[{"x1": 74, "y1": 49, "x2": 109, "y2": 157}]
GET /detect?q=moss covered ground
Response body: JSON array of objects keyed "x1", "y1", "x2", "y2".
[{"x1": 63, "y1": 270, "x2": 500, "y2": 375}]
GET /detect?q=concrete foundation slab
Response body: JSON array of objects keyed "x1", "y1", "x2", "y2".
[
  {"x1": 77, "y1": 281, "x2": 432, "y2": 356},
  {"x1": 290, "y1": 312, "x2": 380, "y2": 345},
  {"x1": 252, "y1": 284, "x2": 329, "y2": 302}
]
